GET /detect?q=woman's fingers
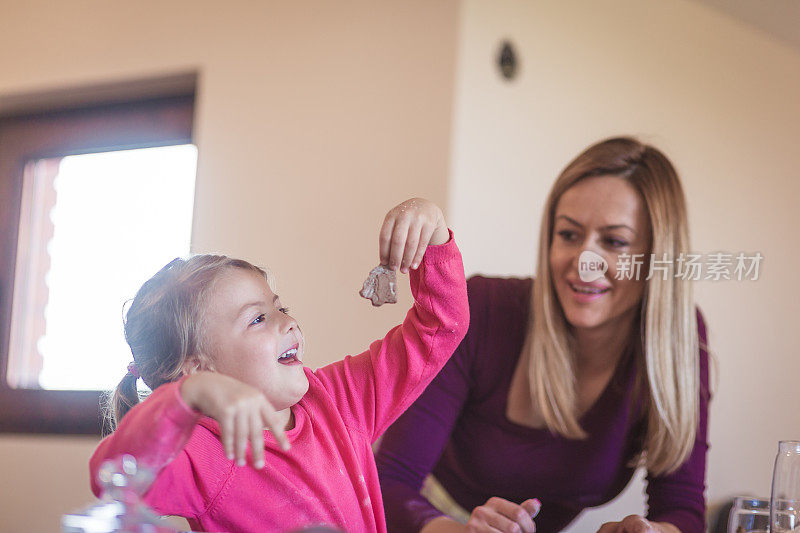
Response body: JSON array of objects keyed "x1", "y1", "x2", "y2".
[
  {"x1": 473, "y1": 506, "x2": 524, "y2": 533},
  {"x1": 520, "y1": 499, "x2": 541, "y2": 519},
  {"x1": 597, "y1": 516, "x2": 655, "y2": 533},
  {"x1": 491, "y1": 497, "x2": 536, "y2": 533},
  {"x1": 470, "y1": 506, "x2": 508, "y2": 532},
  {"x1": 619, "y1": 515, "x2": 654, "y2": 533},
  {"x1": 469, "y1": 497, "x2": 537, "y2": 533}
]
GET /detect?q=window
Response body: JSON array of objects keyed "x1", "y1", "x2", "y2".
[{"x1": 0, "y1": 80, "x2": 195, "y2": 434}]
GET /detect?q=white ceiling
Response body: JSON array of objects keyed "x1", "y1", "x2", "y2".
[{"x1": 691, "y1": 0, "x2": 800, "y2": 51}]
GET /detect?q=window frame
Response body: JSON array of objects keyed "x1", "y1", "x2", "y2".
[{"x1": 0, "y1": 92, "x2": 194, "y2": 435}]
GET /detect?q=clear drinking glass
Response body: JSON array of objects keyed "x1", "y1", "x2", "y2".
[
  {"x1": 728, "y1": 497, "x2": 769, "y2": 533},
  {"x1": 62, "y1": 455, "x2": 184, "y2": 532},
  {"x1": 771, "y1": 440, "x2": 800, "y2": 532}
]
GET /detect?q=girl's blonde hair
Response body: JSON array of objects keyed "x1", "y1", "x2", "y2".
[
  {"x1": 106, "y1": 255, "x2": 269, "y2": 433},
  {"x1": 526, "y1": 136, "x2": 698, "y2": 475}
]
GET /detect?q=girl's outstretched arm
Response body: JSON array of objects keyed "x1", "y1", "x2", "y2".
[
  {"x1": 89, "y1": 378, "x2": 205, "y2": 517},
  {"x1": 90, "y1": 372, "x2": 291, "y2": 517},
  {"x1": 314, "y1": 198, "x2": 469, "y2": 441}
]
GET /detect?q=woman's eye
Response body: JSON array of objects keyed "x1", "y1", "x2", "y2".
[
  {"x1": 557, "y1": 230, "x2": 577, "y2": 242},
  {"x1": 605, "y1": 237, "x2": 629, "y2": 248},
  {"x1": 279, "y1": 307, "x2": 290, "y2": 315},
  {"x1": 250, "y1": 313, "x2": 266, "y2": 326}
]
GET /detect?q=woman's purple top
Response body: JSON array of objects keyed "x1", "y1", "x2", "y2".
[{"x1": 376, "y1": 276, "x2": 710, "y2": 533}]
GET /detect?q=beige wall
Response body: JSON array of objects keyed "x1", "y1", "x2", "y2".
[
  {"x1": 0, "y1": 1, "x2": 458, "y2": 531},
  {"x1": 448, "y1": 0, "x2": 800, "y2": 530}
]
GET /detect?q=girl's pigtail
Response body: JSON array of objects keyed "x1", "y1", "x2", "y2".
[{"x1": 105, "y1": 372, "x2": 141, "y2": 435}]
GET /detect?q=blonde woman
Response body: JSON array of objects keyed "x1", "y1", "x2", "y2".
[{"x1": 376, "y1": 137, "x2": 710, "y2": 533}]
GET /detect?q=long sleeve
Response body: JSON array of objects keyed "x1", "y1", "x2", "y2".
[
  {"x1": 89, "y1": 378, "x2": 208, "y2": 518},
  {"x1": 376, "y1": 275, "x2": 489, "y2": 531},
  {"x1": 645, "y1": 309, "x2": 711, "y2": 533},
  {"x1": 313, "y1": 230, "x2": 469, "y2": 442}
]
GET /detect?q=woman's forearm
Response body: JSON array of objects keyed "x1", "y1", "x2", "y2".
[
  {"x1": 653, "y1": 521, "x2": 680, "y2": 533},
  {"x1": 421, "y1": 516, "x2": 466, "y2": 533}
]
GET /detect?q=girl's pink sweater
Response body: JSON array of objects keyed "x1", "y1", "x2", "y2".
[{"x1": 89, "y1": 233, "x2": 468, "y2": 533}]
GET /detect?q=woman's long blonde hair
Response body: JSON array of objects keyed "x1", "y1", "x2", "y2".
[{"x1": 525, "y1": 136, "x2": 698, "y2": 475}]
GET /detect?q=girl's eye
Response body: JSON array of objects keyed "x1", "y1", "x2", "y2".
[
  {"x1": 250, "y1": 313, "x2": 266, "y2": 326},
  {"x1": 279, "y1": 307, "x2": 290, "y2": 315}
]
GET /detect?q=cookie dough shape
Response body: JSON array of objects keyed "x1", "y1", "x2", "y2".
[{"x1": 359, "y1": 265, "x2": 397, "y2": 306}]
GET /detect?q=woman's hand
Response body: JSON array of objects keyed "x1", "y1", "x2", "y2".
[
  {"x1": 597, "y1": 515, "x2": 680, "y2": 533},
  {"x1": 464, "y1": 497, "x2": 541, "y2": 533},
  {"x1": 379, "y1": 198, "x2": 449, "y2": 273},
  {"x1": 420, "y1": 498, "x2": 540, "y2": 533},
  {"x1": 181, "y1": 372, "x2": 290, "y2": 469}
]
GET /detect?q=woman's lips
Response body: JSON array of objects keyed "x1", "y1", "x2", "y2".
[{"x1": 567, "y1": 281, "x2": 610, "y2": 303}]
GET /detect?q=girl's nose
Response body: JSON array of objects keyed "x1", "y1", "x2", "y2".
[{"x1": 280, "y1": 313, "x2": 298, "y2": 334}]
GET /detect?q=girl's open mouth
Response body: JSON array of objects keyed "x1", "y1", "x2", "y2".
[{"x1": 278, "y1": 345, "x2": 302, "y2": 366}]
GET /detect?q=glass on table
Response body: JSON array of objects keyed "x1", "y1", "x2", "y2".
[
  {"x1": 728, "y1": 497, "x2": 769, "y2": 533},
  {"x1": 771, "y1": 440, "x2": 800, "y2": 532}
]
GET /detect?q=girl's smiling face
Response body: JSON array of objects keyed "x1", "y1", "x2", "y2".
[
  {"x1": 549, "y1": 175, "x2": 652, "y2": 333},
  {"x1": 201, "y1": 268, "x2": 308, "y2": 410}
]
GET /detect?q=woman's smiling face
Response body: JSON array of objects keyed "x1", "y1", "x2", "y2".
[
  {"x1": 549, "y1": 175, "x2": 652, "y2": 333},
  {"x1": 201, "y1": 268, "x2": 309, "y2": 410}
]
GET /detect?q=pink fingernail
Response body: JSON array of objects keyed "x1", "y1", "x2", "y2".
[{"x1": 532, "y1": 499, "x2": 542, "y2": 517}]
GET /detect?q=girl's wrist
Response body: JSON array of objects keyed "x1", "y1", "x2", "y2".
[
  {"x1": 179, "y1": 373, "x2": 201, "y2": 412},
  {"x1": 429, "y1": 223, "x2": 450, "y2": 246}
]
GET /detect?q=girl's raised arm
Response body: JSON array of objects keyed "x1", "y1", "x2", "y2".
[{"x1": 314, "y1": 198, "x2": 469, "y2": 441}]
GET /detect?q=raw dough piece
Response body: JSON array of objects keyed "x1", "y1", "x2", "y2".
[{"x1": 359, "y1": 265, "x2": 397, "y2": 306}]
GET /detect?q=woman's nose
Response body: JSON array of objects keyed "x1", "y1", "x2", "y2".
[
  {"x1": 570, "y1": 243, "x2": 595, "y2": 268},
  {"x1": 578, "y1": 235, "x2": 607, "y2": 258},
  {"x1": 573, "y1": 242, "x2": 609, "y2": 272}
]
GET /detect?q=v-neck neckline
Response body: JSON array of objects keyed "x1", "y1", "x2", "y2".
[{"x1": 502, "y1": 342, "x2": 636, "y2": 435}]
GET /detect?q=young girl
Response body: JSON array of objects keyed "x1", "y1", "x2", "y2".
[{"x1": 89, "y1": 198, "x2": 469, "y2": 533}]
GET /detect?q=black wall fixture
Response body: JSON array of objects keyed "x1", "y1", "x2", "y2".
[{"x1": 498, "y1": 40, "x2": 518, "y2": 81}]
